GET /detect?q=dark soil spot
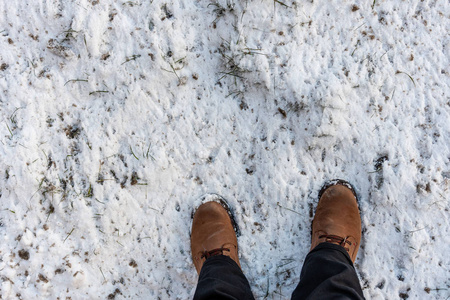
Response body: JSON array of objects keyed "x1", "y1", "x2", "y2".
[
  {"x1": 376, "y1": 280, "x2": 385, "y2": 289},
  {"x1": 239, "y1": 101, "x2": 248, "y2": 110},
  {"x1": 38, "y1": 273, "x2": 49, "y2": 283},
  {"x1": 194, "y1": 176, "x2": 203, "y2": 185},
  {"x1": 130, "y1": 171, "x2": 139, "y2": 185},
  {"x1": 101, "y1": 53, "x2": 110, "y2": 60},
  {"x1": 351, "y1": 5, "x2": 359, "y2": 11},
  {"x1": 374, "y1": 155, "x2": 389, "y2": 171},
  {"x1": 109, "y1": 11, "x2": 117, "y2": 21},
  {"x1": 374, "y1": 155, "x2": 389, "y2": 189},
  {"x1": 120, "y1": 176, "x2": 128, "y2": 189},
  {"x1": 161, "y1": 4, "x2": 173, "y2": 20},
  {"x1": 287, "y1": 102, "x2": 305, "y2": 114},
  {"x1": 64, "y1": 125, "x2": 81, "y2": 139},
  {"x1": 129, "y1": 259, "x2": 138, "y2": 268},
  {"x1": 18, "y1": 249, "x2": 29, "y2": 260},
  {"x1": 108, "y1": 288, "x2": 122, "y2": 299},
  {"x1": 278, "y1": 107, "x2": 287, "y2": 118},
  {"x1": 29, "y1": 34, "x2": 39, "y2": 41}
]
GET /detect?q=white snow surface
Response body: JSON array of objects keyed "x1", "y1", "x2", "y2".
[{"x1": 0, "y1": 0, "x2": 449, "y2": 299}]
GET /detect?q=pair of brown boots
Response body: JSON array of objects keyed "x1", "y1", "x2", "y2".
[{"x1": 191, "y1": 183, "x2": 362, "y2": 274}]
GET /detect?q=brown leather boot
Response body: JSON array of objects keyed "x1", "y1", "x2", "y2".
[
  {"x1": 310, "y1": 181, "x2": 362, "y2": 262},
  {"x1": 191, "y1": 201, "x2": 240, "y2": 274}
]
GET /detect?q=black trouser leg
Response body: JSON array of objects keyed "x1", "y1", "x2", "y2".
[
  {"x1": 291, "y1": 243, "x2": 365, "y2": 300},
  {"x1": 193, "y1": 255, "x2": 255, "y2": 300}
]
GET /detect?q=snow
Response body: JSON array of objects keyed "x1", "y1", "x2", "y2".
[{"x1": 0, "y1": 0, "x2": 449, "y2": 299}]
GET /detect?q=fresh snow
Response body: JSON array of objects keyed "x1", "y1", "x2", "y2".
[{"x1": 0, "y1": 0, "x2": 449, "y2": 299}]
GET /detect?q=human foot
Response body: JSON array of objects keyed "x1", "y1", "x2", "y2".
[
  {"x1": 191, "y1": 200, "x2": 240, "y2": 273},
  {"x1": 310, "y1": 180, "x2": 362, "y2": 262}
]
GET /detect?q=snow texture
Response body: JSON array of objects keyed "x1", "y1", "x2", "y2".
[{"x1": 0, "y1": 0, "x2": 449, "y2": 299}]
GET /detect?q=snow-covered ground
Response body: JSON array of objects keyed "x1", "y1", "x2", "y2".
[{"x1": 0, "y1": 0, "x2": 449, "y2": 299}]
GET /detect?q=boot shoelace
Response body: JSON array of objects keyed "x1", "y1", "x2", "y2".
[
  {"x1": 200, "y1": 247, "x2": 230, "y2": 259},
  {"x1": 319, "y1": 234, "x2": 352, "y2": 252}
]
